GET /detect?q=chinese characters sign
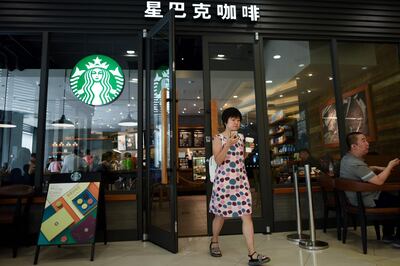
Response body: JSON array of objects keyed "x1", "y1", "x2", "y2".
[{"x1": 144, "y1": 1, "x2": 260, "y2": 22}]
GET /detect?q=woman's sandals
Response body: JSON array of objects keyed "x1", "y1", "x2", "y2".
[
  {"x1": 248, "y1": 252, "x2": 270, "y2": 266},
  {"x1": 209, "y1": 241, "x2": 222, "y2": 257}
]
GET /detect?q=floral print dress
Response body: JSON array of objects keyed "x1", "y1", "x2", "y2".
[{"x1": 209, "y1": 133, "x2": 252, "y2": 217}]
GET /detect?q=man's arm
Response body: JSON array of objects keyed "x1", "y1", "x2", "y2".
[
  {"x1": 369, "y1": 166, "x2": 385, "y2": 172},
  {"x1": 368, "y1": 158, "x2": 400, "y2": 185}
]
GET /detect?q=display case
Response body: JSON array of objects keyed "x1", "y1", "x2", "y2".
[
  {"x1": 192, "y1": 156, "x2": 206, "y2": 180},
  {"x1": 269, "y1": 110, "x2": 297, "y2": 184}
]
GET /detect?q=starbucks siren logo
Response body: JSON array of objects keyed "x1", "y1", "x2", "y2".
[{"x1": 70, "y1": 55, "x2": 124, "y2": 106}]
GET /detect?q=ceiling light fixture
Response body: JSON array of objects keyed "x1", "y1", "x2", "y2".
[
  {"x1": 266, "y1": 80, "x2": 273, "y2": 84},
  {"x1": 298, "y1": 64, "x2": 305, "y2": 67},
  {"x1": 52, "y1": 69, "x2": 74, "y2": 128},
  {"x1": 308, "y1": 73, "x2": 313, "y2": 77},
  {"x1": 217, "y1": 54, "x2": 225, "y2": 58},
  {"x1": 0, "y1": 70, "x2": 16, "y2": 128},
  {"x1": 273, "y1": 55, "x2": 281, "y2": 59},
  {"x1": 233, "y1": 95, "x2": 238, "y2": 98},
  {"x1": 125, "y1": 50, "x2": 138, "y2": 57}
]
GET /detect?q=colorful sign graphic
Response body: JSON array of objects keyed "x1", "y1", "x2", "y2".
[
  {"x1": 70, "y1": 55, "x2": 124, "y2": 106},
  {"x1": 38, "y1": 182, "x2": 100, "y2": 245}
]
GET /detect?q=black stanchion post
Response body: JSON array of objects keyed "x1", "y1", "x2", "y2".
[{"x1": 299, "y1": 164, "x2": 329, "y2": 250}]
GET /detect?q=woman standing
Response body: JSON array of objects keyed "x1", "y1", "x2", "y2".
[{"x1": 209, "y1": 107, "x2": 270, "y2": 266}]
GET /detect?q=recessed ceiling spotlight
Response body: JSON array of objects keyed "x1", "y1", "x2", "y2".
[
  {"x1": 273, "y1": 55, "x2": 281, "y2": 59},
  {"x1": 188, "y1": 80, "x2": 194, "y2": 84},
  {"x1": 266, "y1": 80, "x2": 273, "y2": 84},
  {"x1": 193, "y1": 103, "x2": 197, "y2": 107},
  {"x1": 183, "y1": 107, "x2": 187, "y2": 111},
  {"x1": 329, "y1": 77, "x2": 333, "y2": 80},
  {"x1": 308, "y1": 73, "x2": 313, "y2": 77},
  {"x1": 233, "y1": 95, "x2": 238, "y2": 98},
  {"x1": 217, "y1": 54, "x2": 225, "y2": 58},
  {"x1": 279, "y1": 94, "x2": 284, "y2": 98},
  {"x1": 198, "y1": 111, "x2": 201, "y2": 114},
  {"x1": 196, "y1": 96, "x2": 200, "y2": 99},
  {"x1": 361, "y1": 66, "x2": 368, "y2": 70},
  {"x1": 298, "y1": 64, "x2": 305, "y2": 67},
  {"x1": 307, "y1": 89, "x2": 312, "y2": 93},
  {"x1": 181, "y1": 57, "x2": 184, "y2": 61},
  {"x1": 182, "y1": 111, "x2": 185, "y2": 114},
  {"x1": 250, "y1": 122, "x2": 253, "y2": 125}
]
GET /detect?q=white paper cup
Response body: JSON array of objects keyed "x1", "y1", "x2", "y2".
[{"x1": 245, "y1": 137, "x2": 254, "y2": 152}]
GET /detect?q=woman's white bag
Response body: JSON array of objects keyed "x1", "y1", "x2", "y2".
[{"x1": 208, "y1": 155, "x2": 217, "y2": 183}]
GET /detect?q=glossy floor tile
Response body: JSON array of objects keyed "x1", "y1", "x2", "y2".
[{"x1": 1, "y1": 227, "x2": 399, "y2": 265}]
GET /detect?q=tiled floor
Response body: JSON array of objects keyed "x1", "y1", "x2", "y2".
[{"x1": 1, "y1": 227, "x2": 399, "y2": 265}]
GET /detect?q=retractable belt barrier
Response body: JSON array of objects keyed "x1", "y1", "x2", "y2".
[
  {"x1": 299, "y1": 164, "x2": 329, "y2": 250},
  {"x1": 287, "y1": 165, "x2": 310, "y2": 242}
]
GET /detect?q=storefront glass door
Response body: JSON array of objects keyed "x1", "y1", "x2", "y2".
[
  {"x1": 145, "y1": 11, "x2": 178, "y2": 252},
  {"x1": 203, "y1": 36, "x2": 273, "y2": 235}
]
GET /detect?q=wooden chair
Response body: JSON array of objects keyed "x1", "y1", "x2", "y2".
[
  {"x1": 319, "y1": 175, "x2": 342, "y2": 240},
  {"x1": 335, "y1": 178, "x2": 400, "y2": 254},
  {"x1": 0, "y1": 184, "x2": 34, "y2": 257}
]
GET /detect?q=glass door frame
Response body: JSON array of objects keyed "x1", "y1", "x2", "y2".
[
  {"x1": 144, "y1": 10, "x2": 178, "y2": 253},
  {"x1": 203, "y1": 34, "x2": 273, "y2": 235}
]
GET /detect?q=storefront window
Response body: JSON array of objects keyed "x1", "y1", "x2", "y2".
[
  {"x1": 337, "y1": 42, "x2": 400, "y2": 158},
  {"x1": 264, "y1": 40, "x2": 340, "y2": 185},
  {"x1": 0, "y1": 34, "x2": 42, "y2": 187},
  {"x1": 44, "y1": 33, "x2": 139, "y2": 188},
  {"x1": 43, "y1": 33, "x2": 139, "y2": 233}
]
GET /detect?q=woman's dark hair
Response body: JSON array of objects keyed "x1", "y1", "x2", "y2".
[{"x1": 221, "y1": 107, "x2": 242, "y2": 128}]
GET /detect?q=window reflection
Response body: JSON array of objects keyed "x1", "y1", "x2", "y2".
[
  {"x1": 0, "y1": 35, "x2": 41, "y2": 187},
  {"x1": 44, "y1": 34, "x2": 139, "y2": 194},
  {"x1": 337, "y1": 42, "x2": 400, "y2": 158},
  {"x1": 264, "y1": 40, "x2": 340, "y2": 185}
]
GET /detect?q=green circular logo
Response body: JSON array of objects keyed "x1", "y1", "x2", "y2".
[{"x1": 70, "y1": 55, "x2": 124, "y2": 106}]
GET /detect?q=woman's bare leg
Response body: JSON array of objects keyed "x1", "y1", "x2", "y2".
[
  {"x1": 212, "y1": 215, "x2": 225, "y2": 242},
  {"x1": 241, "y1": 214, "x2": 255, "y2": 255}
]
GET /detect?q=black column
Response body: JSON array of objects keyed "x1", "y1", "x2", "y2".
[{"x1": 34, "y1": 32, "x2": 49, "y2": 192}]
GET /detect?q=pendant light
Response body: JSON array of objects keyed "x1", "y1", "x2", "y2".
[
  {"x1": 52, "y1": 69, "x2": 74, "y2": 128},
  {"x1": 118, "y1": 70, "x2": 137, "y2": 127},
  {"x1": 0, "y1": 69, "x2": 16, "y2": 128}
]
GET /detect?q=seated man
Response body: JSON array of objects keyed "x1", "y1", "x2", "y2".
[{"x1": 340, "y1": 132, "x2": 400, "y2": 247}]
